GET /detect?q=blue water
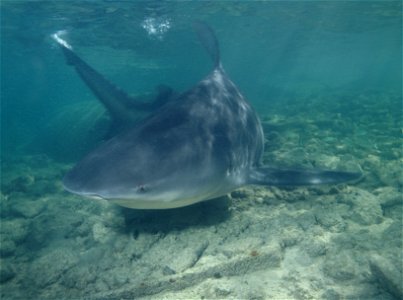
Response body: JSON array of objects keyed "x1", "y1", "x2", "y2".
[
  {"x1": 1, "y1": 1, "x2": 401, "y2": 161},
  {"x1": 1, "y1": 1, "x2": 402, "y2": 299}
]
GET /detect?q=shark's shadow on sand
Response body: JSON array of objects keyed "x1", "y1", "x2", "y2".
[
  {"x1": 54, "y1": 22, "x2": 361, "y2": 211},
  {"x1": 117, "y1": 197, "x2": 231, "y2": 235}
]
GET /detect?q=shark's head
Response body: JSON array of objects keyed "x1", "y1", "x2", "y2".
[
  {"x1": 64, "y1": 171, "x2": 223, "y2": 209},
  {"x1": 62, "y1": 119, "x2": 235, "y2": 209}
]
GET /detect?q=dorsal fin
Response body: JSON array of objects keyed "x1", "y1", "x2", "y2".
[{"x1": 193, "y1": 21, "x2": 221, "y2": 69}]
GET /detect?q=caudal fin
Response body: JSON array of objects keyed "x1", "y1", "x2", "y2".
[
  {"x1": 248, "y1": 167, "x2": 363, "y2": 186},
  {"x1": 52, "y1": 31, "x2": 174, "y2": 129}
]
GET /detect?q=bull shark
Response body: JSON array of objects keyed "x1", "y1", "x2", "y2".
[{"x1": 55, "y1": 22, "x2": 361, "y2": 209}]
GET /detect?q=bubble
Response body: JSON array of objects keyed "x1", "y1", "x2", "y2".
[{"x1": 141, "y1": 17, "x2": 171, "y2": 40}]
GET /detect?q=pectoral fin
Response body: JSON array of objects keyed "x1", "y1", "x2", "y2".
[{"x1": 248, "y1": 167, "x2": 362, "y2": 186}]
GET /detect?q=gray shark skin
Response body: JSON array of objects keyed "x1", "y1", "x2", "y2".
[{"x1": 61, "y1": 22, "x2": 362, "y2": 209}]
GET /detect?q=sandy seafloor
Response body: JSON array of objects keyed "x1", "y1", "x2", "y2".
[{"x1": 1, "y1": 89, "x2": 402, "y2": 300}]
